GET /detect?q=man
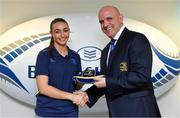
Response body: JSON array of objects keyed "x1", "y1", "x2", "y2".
[{"x1": 86, "y1": 5, "x2": 161, "y2": 117}]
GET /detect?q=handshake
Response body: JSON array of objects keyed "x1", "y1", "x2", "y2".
[
  {"x1": 70, "y1": 74, "x2": 106, "y2": 108},
  {"x1": 71, "y1": 91, "x2": 89, "y2": 107},
  {"x1": 70, "y1": 74, "x2": 106, "y2": 107}
]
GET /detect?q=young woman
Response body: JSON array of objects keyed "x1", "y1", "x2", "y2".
[{"x1": 35, "y1": 18, "x2": 88, "y2": 117}]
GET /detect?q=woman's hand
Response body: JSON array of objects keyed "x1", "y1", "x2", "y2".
[{"x1": 72, "y1": 91, "x2": 89, "y2": 107}]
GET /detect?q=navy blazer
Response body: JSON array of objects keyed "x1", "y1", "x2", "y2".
[{"x1": 86, "y1": 28, "x2": 161, "y2": 117}]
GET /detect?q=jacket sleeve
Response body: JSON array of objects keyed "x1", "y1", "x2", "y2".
[
  {"x1": 106, "y1": 34, "x2": 153, "y2": 98},
  {"x1": 86, "y1": 85, "x2": 105, "y2": 108}
]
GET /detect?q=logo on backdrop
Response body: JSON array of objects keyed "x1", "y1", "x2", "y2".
[
  {"x1": 0, "y1": 14, "x2": 179, "y2": 106},
  {"x1": 77, "y1": 46, "x2": 101, "y2": 61}
]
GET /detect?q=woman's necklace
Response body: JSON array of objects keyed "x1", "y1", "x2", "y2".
[{"x1": 57, "y1": 47, "x2": 68, "y2": 57}]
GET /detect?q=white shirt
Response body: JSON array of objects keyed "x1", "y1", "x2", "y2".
[{"x1": 106, "y1": 25, "x2": 125, "y2": 67}]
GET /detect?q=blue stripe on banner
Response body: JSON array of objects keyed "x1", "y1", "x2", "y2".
[
  {"x1": 165, "y1": 65, "x2": 180, "y2": 75},
  {"x1": 151, "y1": 77, "x2": 158, "y2": 82},
  {"x1": 151, "y1": 45, "x2": 180, "y2": 69},
  {"x1": 27, "y1": 42, "x2": 34, "y2": 47},
  {"x1": 0, "y1": 64, "x2": 29, "y2": 93},
  {"x1": 4, "y1": 54, "x2": 13, "y2": 62},
  {"x1": 21, "y1": 45, "x2": 28, "y2": 51},
  {"x1": 15, "y1": 48, "x2": 23, "y2": 55},
  {"x1": 159, "y1": 69, "x2": 167, "y2": 76},
  {"x1": 33, "y1": 40, "x2": 40, "y2": 44},
  {"x1": 155, "y1": 73, "x2": 162, "y2": 80},
  {"x1": 0, "y1": 58, "x2": 6, "y2": 65},
  {"x1": 10, "y1": 51, "x2": 18, "y2": 58},
  {"x1": 40, "y1": 36, "x2": 51, "y2": 41}
]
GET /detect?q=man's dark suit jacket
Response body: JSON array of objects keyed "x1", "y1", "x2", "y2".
[{"x1": 86, "y1": 28, "x2": 161, "y2": 117}]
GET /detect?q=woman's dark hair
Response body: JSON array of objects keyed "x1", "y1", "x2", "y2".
[{"x1": 48, "y1": 18, "x2": 69, "y2": 58}]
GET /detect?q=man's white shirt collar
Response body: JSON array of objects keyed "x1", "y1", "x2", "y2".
[
  {"x1": 107, "y1": 25, "x2": 125, "y2": 66},
  {"x1": 113, "y1": 25, "x2": 125, "y2": 41}
]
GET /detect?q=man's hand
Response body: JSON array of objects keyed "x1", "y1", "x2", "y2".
[{"x1": 93, "y1": 75, "x2": 106, "y2": 88}]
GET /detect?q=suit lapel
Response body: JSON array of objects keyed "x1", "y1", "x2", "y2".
[
  {"x1": 107, "y1": 28, "x2": 129, "y2": 72},
  {"x1": 101, "y1": 44, "x2": 110, "y2": 74}
]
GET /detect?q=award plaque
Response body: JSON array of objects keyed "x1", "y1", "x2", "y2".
[{"x1": 73, "y1": 67, "x2": 98, "y2": 84}]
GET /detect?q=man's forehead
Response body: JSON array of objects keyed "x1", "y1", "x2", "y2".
[{"x1": 99, "y1": 11, "x2": 114, "y2": 19}]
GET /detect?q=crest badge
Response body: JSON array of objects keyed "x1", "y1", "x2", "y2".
[{"x1": 120, "y1": 62, "x2": 128, "y2": 71}]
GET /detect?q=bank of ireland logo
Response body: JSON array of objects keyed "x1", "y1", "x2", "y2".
[
  {"x1": 77, "y1": 46, "x2": 101, "y2": 61},
  {"x1": 0, "y1": 33, "x2": 50, "y2": 100}
]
